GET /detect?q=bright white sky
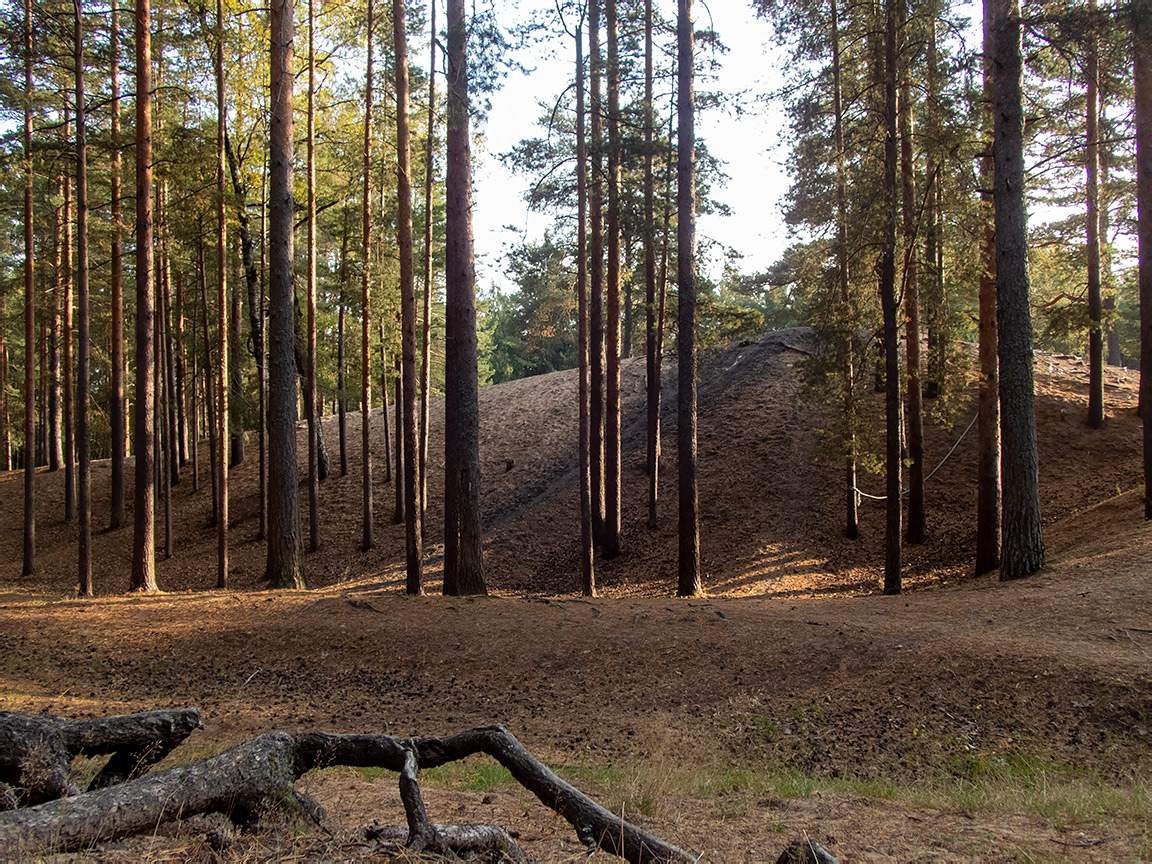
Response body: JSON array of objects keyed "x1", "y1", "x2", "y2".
[{"x1": 469, "y1": 0, "x2": 790, "y2": 294}]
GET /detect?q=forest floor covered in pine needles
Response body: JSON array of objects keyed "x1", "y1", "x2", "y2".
[{"x1": 1, "y1": 328, "x2": 1150, "y2": 861}]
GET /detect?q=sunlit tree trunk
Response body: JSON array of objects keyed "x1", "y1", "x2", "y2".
[
  {"x1": 63, "y1": 111, "x2": 75, "y2": 524},
  {"x1": 588, "y1": 0, "x2": 605, "y2": 548},
  {"x1": 443, "y1": 0, "x2": 486, "y2": 595},
  {"x1": 131, "y1": 0, "x2": 157, "y2": 591},
  {"x1": 22, "y1": 0, "x2": 35, "y2": 577},
  {"x1": 394, "y1": 0, "x2": 423, "y2": 592},
  {"x1": 992, "y1": 0, "x2": 1043, "y2": 580},
  {"x1": 603, "y1": 0, "x2": 622, "y2": 559},
  {"x1": 109, "y1": 0, "x2": 126, "y2": 528},
  {"x1": 266, "y1": 0, "x2": 305, "y2": 588},
  {"x1": 577, "y1": 20, "x2": 595, "y2": 596},
  {"x1": 676, "y1": 0, "x2": 700, "y2": 597},
  {"x1": 215, "y1": 0, "x2": 229, "y2": 589},
  {"x1": 49, "y1": 186, "x2": 62, "y2": 475},
  {"x1": 306, "y1": 0, "x2": 320, "y2": 552},
  {"x1": 419, "y1": 0, "x2": 436, "y2": 527},
  {"x1": 361, "y1": 0, "x2": 376, "y2": 551},
  {"x1": 976, "y1": 0, "x2": 1001, "y2": 575},
  {"x1": 75, "y1": 1, "x2": 93, "y2": 595}
]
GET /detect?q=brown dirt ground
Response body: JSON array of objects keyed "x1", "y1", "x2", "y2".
[{"x1": 1, "y1": 328, "x2": 1150, "y2": 862}]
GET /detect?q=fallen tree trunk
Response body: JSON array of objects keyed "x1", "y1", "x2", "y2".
[
  {"x1": 0, "y1": 708, "x2": 202, "y2": 806},
  {"x1": 0, "y1": 723, "x2": 697, "y2": 863}
]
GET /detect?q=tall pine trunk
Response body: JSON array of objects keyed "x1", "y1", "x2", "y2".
[
  {"x1": 676, "y1": 0, "x2": 700, "y2": 597},
  {"x1": 394, "y1": 0, "x2": 423, "y2": 593},
  {"x1": 109, "y1": 0, "x2": 126, "y2": 529},
  {"x1": 132, "y1": 0, "x2": 157, "y2": 591},
  {"x1": 991, "y1": 0, "x2": 1044, "y2": 580},
  {"x1": 419, "y1": 0, "x2": 436, "y2": 527},
  {"x1": 588, "y1": 0, "x2": 605, "y2": 548},
  {"x1": 1086, "y1": 0, "x2": 1104, "y2": 428},
  {"x1": 443, "y1": 0, "x2": 486, "y2": 595},
  {"x1": 22, "y1": 0, "x2": 35, "y2": 577},
  {"x1": 215, "y1": 0, "x2": 229, "y2": 589},
  {"x1": 603, "y1": 0, "x2": 622, "y2": 559},
  {"x1": 577, "y1": 20, "x2": 595, "y2": 596},
  {"x1": 976, "y1": 0, "x2": 1001, "y2": 575},
  {"x1": 63, "y1": 115, "x2": 75, "y2": 524},
  {"x1": 306, "y1": 0, "x2": 320, "y2": 552},
  {"x1": 266, "y1": 0, "x2": 305, "y2": 589},
  {"x1": 1133, "y1": 0, "x2": 1151, "y2": 517},
  {"x1": 643, "y1": 0, "x2": 660, "y2": 532},
  {"x1": 881, "y1": 0, "x2": 902, "y2": 594},
  {"x1": 899, "y1": 4, "x2": 924, "y2": 545},
  {"x1": 75, "y1": 2, "x2": 92, "y2": 595},
  {"x1": 361, "y1": 0, "x2": 376, "y2": 551}
]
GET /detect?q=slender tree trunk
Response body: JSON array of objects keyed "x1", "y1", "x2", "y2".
[
  {"x1": 158, "y1": 258, "x2": 172, "y2": 560},
  {"x1": 976, "y1": 0, "x2": 1001, "y2": 575},
  {"x1": 676, "y1": 0, "x2": 700, "y2": 597},
  {"x1": 306, "y1": 0, "x2": 320, "y2": 552},
  {"x1": 1086, "y1": 0, "x2": 1104, "y2": 428},
  {"x1": 338, "y1": 204, "x2": 349, "y2": 477},
  {"x1": 109, "y1": 0, "x2": 125, "y2": 528},
  {"x1": 190, "y1": 312, "x2": 199, "y2": 493},
  {"x1": 75, "y1": 5, "x2": 92, "y2": 595},
  {"x1": 603, "y1": 0, "x2": 622, "y2": 559},
  {"x1": 881, "y1": 0, "x2": 902, "y2": 594},
  {"x1": 199, "y1": 230, "x2": 218, "y2": 527},
  {"x1": 1133, "y1": 0, "x2": 1151, "y2": 517},
  {"x1": 443, "y1": 0, "x2": 486, "y2": 595},
  {"x1": 266, "y1": 0, "x2": 305, "y2": 588},
  {"x1": 175, "y1": 269, "x2": 187, "y2": 468},
  {"x1": 394, "y1": 0, "x2": 423, "y2": 592},
  {"x1": 831, "y1": 0, "x2": 858, "y2": 540},
  {"x1": 63, "y1": 113, "x2": 75, "y2": 524},
  {"x1": 161, "y1": 221, "x2": 178, "y2": 488},
  {"x1": 991, "y1": 0, "x2": 1043, "y2": 580},
  {"x1": 899, "y1": 5, "x2": 924, "y2": 545},
  {"x1": 393, "y1": 367, "x2": 404, "y2": 525},
  {"x1": 361, "y1": 0, "x2": 376, "y2": 551},
  {"x1": 132, "y1": 0, "x2": 157, "y2": 591},
  {"x1": 0, "y1": 302, "x2": 8, "y2": 472},
  {"x1": 258, "y1": 158, "x2": 268, "y2": 539},
  {"x1": 380, "y1": 327, "x2": 392, "y2": 482},
  {"x1": 643, "y1": 0, "x2": 660, "y2": 532},
  {"x1": 577, "y1": 22, "x2": 595, "y2": 596},
  {"x1": 215, "y1": 0, "x2": 229, "y2": 590},
  {"x1": 588, "y1": 0, "x2": 605, "y2": 548},
  {"x1": 49, "y1": 188, "x2": 62, "y2": 475},
  {"x1": 22, "y1": 0, "x2": 35, "y2": 576},
  {"x1": 419, "y1": 0, "x2": 436, "y2": 527}
]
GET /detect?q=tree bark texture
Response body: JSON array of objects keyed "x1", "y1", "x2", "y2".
[
  {"x1": 1135, "y1": 0, "x2": 1152, "y2": 517},
  {"x1": 75, "y1": 3, "x2": 93, "y2": 595},
  {"x1": 21, "y1": 0, "x2": 34, "y2": 576},
  {"x1": 444, "y1": 0, "x2": 487, "y2": 595},
  {"x1": 976, "y1": 0, "x2": 1001, "y2": 575},
  {"x1": 603, "y1": 0, "x2": 622, "y2": 559},
  {"x1": 1086, "y1": 0, "x2": 1104, "y2": 429},
  {"x1": 0, "y1": 709, "x2": 201, "y2": 807},
  {"x1": 394, "y1": 0, "x2": 423, "y2": 592},
  {"x1": 132, "y1": 0, "x2": 157, "y2": 592},
  {"x1": 991, "y1": 0, "x2": 1044, "y2": 580},
  {"x1": 676, "y1": 0, "x2": 701, "y2": 597},
  {"x1": 0, "y1": 725, "x2": 695, "y2": 864},
  {"x1": 109, "y1": 0, "x2": 126, "y2": 530},
  {"x1": 577, "y1": 22, "x2": 595, "y2": 596},
  {"x1": 361, "y1": 0, "x2": 376, "y2": 551},
  {"x1": 215, "y1": 0, "x2": 229, "y2": 590},
  {"x1": 881, "y1": 0, "x2": 902, "y2": 594},
  {"x1": 588, "y1": 0, "x2": 606, "y2": 547},
  {"x1": 899, "y1": 8, "x2": 924, "y2": 546},
  {"x1": 266, "y1": 0, "x2": 305, "y2": 589},
  {"x1": 307, "y1": 0, "x2": 320, "y2": 553},
  {"x1": 62, "y1": 128, "x2": 75, "y2": 524}
]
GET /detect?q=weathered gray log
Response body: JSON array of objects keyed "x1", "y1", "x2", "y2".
[
  {"x1": 0, "y1": 708, "x2": 201, "y2": 805},
  {"x1": 775, "y1": 838, "x2": 841, "y2": 864},
  {"x1": 0, "y1": 732, "x2": 308, "y2": 856},
  {"x1": 0, "y1": 724, "x2": 695, "y2": 863},
  {"x1": 366, "y1": 822, "x2": 527, "y2": 862}
]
